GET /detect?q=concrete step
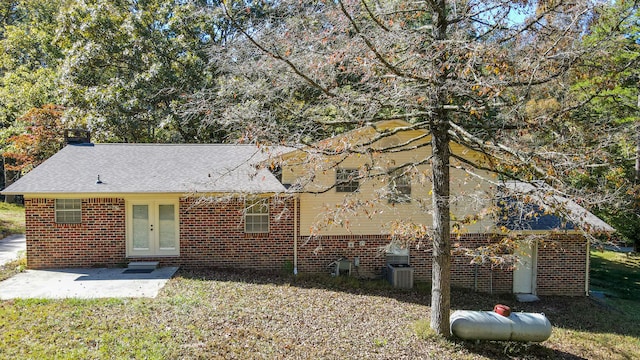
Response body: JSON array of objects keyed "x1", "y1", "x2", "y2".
[
  {"x1": 127, "y1": 261, "x2": 159, "y2": 270},
  {"x1": 516, "y1": 294, "x2": 540, "y2": 302}
]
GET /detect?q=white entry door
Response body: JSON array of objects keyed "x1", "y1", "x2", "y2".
[
  {"x1": 513, "y1": 241, "x2": 537, "y2": 294},
  {"x1": 128, "y1": 200, "x2": 179, "y2": 257}
]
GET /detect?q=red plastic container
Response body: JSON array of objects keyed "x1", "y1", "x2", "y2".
[{"x1": 494, "y1": 304, "x2": 511, "y2": 317}]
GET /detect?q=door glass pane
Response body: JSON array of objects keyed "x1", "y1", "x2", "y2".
[
  {"x1": 132, "y1": 205, "x2": 150, "y2": 250},
  {"x1": 158, "y1": 204, "x2": 176, "y2": 250}
]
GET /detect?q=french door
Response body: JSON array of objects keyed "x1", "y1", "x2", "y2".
[{"x1": 127, "y1": 200, "x2": 179, "y2": 257}]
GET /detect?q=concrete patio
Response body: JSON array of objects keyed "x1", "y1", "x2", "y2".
[{"x1": 0, "y1": 266, "x2": 178, "y2": 300}]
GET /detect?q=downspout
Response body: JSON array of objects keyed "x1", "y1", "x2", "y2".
[
  {"x1": 294, "y1": 195, "x2": 298, "y2": 276},
  {"x1": 585, "y1": 238, "x2": 590, "y2": 296}
]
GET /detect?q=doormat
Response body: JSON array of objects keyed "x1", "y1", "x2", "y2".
[{"x1": 122, "y1": 269, "x2": 155, "y2": 274}]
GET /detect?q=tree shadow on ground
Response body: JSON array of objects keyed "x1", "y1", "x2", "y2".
[
  {"x1": 590, "y1": 251, "x2": 640, "y2": 299},
  {"x1": 458, "y1": 341, "x2": 590, "y2": 360}
]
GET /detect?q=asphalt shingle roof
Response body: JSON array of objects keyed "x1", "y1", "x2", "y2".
[
  {"x1": 498, "y1": 181, "x2": 615, "y2": 233},
  {"x1": 2, "y1": 143, "x2": 290, "y2": 194}
]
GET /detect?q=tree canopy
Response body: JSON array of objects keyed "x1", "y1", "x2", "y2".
[
  {"x1": 568, "y1": 0, "x2": 640, "y2": 251},
  {"x1": 58, "y1": 0, "x2": 232, "y2": 142},
  {"x1": 0, "y1": 0, "x2": 63, "y2": 127}
]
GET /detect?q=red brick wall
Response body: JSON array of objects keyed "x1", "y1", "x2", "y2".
[
  {"x1": 536, "y1": 234, "x2": 587, "y2": 296},
  {"x1": 25, "y1": 196, "x2": 296, "y2": 271},
  {"x1": 420, "y1": 234, "x2": 586, "y2": 295},
  {"x1": 24, "y1": 197, "x2": 587, "y2": 296},
  {"x1": 299, "y1": 233, "x2": 512, "y2": 293},
  {"x1": 171, "y1": 196, "x2": 295, "y2": 271},
  {"x1": 296, "y1": 234, "x2": 392, "y2": 277},
  {"x1": 25, "y1": 198, "x2": 126, "y2": 268}
]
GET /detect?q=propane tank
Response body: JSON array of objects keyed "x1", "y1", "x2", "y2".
[{"x1": 450, "y1": 310, "x2": 552, "y2": 342}]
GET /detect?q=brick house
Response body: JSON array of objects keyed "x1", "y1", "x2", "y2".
[{"x1": 1, "y1": 121, "x2": 613, "y2": 296}]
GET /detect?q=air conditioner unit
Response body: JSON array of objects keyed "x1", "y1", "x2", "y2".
[
  {"x1": 386, "y1": 254, "x2": 410, "y2": 266},
  {"x1": 385, "y1": 243, "x2": 410, "y2": 266},
  {"x1": 387, "y1": 264, "x2": 414, "y2": 289}
]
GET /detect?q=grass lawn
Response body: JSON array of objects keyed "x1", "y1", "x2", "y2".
[
  {"x1": 590, "y1": 249, "x2": 640, "y2": 323},
  {"x1": 590, "y1": 249, "x2": 640, "y2": 299},
  {"x1": 0, "y1": 268, "x2": 638, "y2": 359},
  {"x1": 0, "y1": 202, "x2": 638, "y2": 359},
  {"x1": 0, "y1": 202, "x2": 25, "y2": 239}
]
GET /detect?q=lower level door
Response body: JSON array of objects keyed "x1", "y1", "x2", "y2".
[
  {"x1": 128, "y1": 201, "x2": 179, "y2": 257},
  {"x1": 513, "y1": 241, "x2": 537, "y2": 294}
]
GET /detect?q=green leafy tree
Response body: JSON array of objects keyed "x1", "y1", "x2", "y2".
[
  {"x1": 569, "y1": 0, "x2": 640, "y2": 251},
  {"x1": 0, "y1": 0, "x2": 64, "y2": 127},
  {"x1": 0, "y1": 1, "x2": 66, "y2": 199},
  {"x1": 58, "y1": 0, "x2": 237, "y2": 143}
]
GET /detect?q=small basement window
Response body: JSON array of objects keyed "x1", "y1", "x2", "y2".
[
  {"x1": 55, "y1": 199, "x2": 82, "y2": 224},
  {"x1": 245, "y1": 198, "x2": 269, "y2": 233}
]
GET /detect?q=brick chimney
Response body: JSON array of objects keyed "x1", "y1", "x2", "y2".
[{"x1": 64, "y1": 129, "x2": 91, "y2": 145}]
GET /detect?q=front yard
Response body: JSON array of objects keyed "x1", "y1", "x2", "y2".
[{"x1": 0, "y1": 268, "x2": 638, "y2": 359}]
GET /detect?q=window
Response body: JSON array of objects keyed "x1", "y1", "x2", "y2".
[
  {"x1": 55, "y1": 199, "x2": 82, "y2": 224},
  {"x1": 336, "y1": 168, "x2": 360, "y2": 192},
  {"x1": 388, "y1": 171, "x2": 411, "y2": 203},
  {"x1": 245, "y1": 198, "x2": 269, "y2": 233}
]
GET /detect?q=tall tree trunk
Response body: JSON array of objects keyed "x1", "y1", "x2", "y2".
[
  {"x1": 2, "y1": 157, "x2": 16, "y2": 204},
  {"x1": 430, "y1": 0, "x2": 452, "y2": 337},
  {"x1": 635, "y1": 93, "x2": 640, "y2": 184},
  {"x1": 430, "y1": 120, "x2": 452, "y2": 336},
  {"x1": 635, "y1": 93, "x2": 640, "y2": 252}
]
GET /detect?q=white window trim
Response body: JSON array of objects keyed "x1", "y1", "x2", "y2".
[
  {"x1": 245, "y1": 198, "x2": 270, "y2": 233},
  {"x1": 55, "y1": 199, "x2": 82, "y2": 224}
]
